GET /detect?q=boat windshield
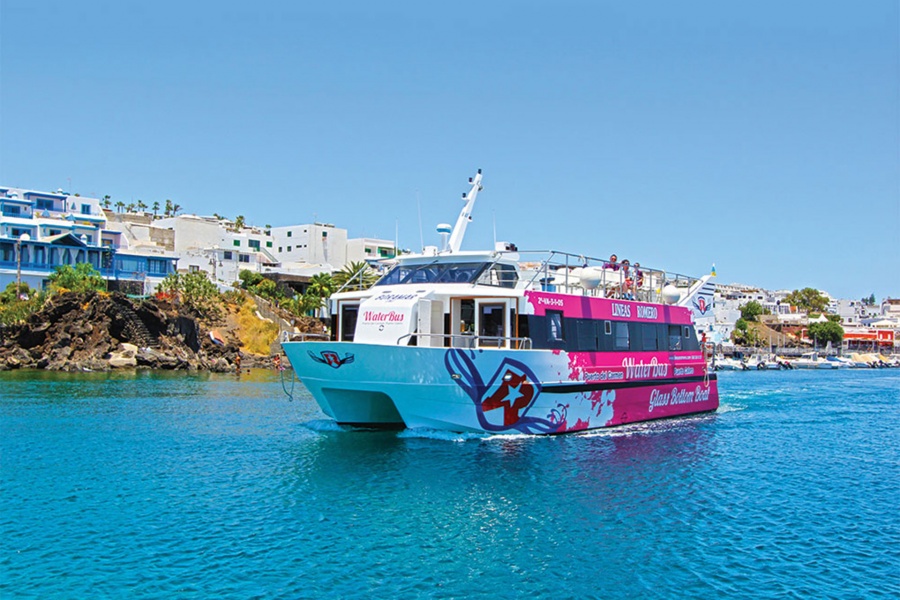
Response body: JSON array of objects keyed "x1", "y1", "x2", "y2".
[{"x1": 375, "y1": 262, "x2": 489, "y2": 286}]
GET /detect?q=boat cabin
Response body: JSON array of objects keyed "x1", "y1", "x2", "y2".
[{"x1": 327, "y1": 250, "x2": 703, "y2": 356}]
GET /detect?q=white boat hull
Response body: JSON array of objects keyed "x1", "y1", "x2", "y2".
[{"x1": 285, "y1": 341, "x2": 719, "y2": 434}]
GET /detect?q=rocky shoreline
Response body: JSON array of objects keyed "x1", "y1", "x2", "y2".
[{"x1": 0, "y1": 291, "x2": 273, "y2": 372}]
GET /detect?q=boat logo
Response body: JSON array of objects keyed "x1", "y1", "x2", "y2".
[
  {"x1": 308, "y1": 350, "x2": 355, "y2": 368},
  {"x1": 692, "y1": 296, "x2": 711, "y2": 315},
  {"x1": 482, "y1": 367, "x2": 537, "y2": 428},
  {"x1": 445, "y1": 350, "x2": 560, "y2": 434}
]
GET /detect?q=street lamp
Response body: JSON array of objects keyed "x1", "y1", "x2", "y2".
[
  {"x1": 208, "y1": 251, "x2": 223, "y2": 284},
  {"x1": 15, "y1": 233, "x2": 31, "y2": 298}
]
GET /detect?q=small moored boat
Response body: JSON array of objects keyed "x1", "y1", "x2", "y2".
[{"x1": 792, "y1": 352, "x2": 837, "y2": 369}]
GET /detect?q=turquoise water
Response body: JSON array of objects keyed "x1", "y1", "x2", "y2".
[{"x1": 1, "y1": 368, "x2": 898, "y2": 598}]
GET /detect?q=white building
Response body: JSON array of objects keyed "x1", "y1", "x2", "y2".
[
  {"x1": 346, "y1": 237, "x2": 397, "y2": 264},
  {"x1": 1, "y1": 186, "x2": 178, "y2": 294},
  {"x1": 154, "y1": 215, "x2": 281, "y2": 286},
  {"x1": 269, "y1": 222, "x2": 347, "y2": 268},
  {"x1": 153, "y1": 215, "x2": 394, "y2": 287}
]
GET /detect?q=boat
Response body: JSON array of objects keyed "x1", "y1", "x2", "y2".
[
  {"x1": 282, "y1": 170, "x2": 719, "y2": 434},
  {"x1": 744, "y1": 353, "x2": 782, "y2": 370},
  {"x1": 713, "y1": 356, "x2": 748, "y2": 371},
  {"x1": 849, "y1": 353, "x2": 874, "y2": 368},
  {"x1": 825, "y1": 356, "x2": 854, "y2": 368},
  {"x1": 792, "y1": 352, "x2": 838, "y2": 369}
]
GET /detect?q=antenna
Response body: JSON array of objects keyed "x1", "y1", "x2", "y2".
[
  {"x1": 416, "y1": 190, "x2": 424, "y2": 252},
  {"x1": 492, "y1": 210, "x2": 497, "y2": 248},
  {"x1": 447, "y1": 169, "x2": 482, "y2": 253}
]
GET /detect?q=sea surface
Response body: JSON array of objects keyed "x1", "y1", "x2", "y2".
[{"x1": 1, "y1": 368, "x2": 898, "y2": 599}]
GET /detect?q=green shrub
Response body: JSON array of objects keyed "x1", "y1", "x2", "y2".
[
  {"x1": 48, "y1": 263, "x2": 105, "y2": 294},
  {"x1": 0, "y1": 282, "x2": 44, "y2": 325}
]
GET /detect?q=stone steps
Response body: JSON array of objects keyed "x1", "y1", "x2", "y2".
[{"x1": 112, "y1": 297, "x2": 159, "y2": 348}]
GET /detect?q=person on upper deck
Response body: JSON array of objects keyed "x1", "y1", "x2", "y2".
[
  {"x1": 633, "y1": 262, "x2": 645, "y2": 287},
  {"x1": 603, "y1": 253, "x2": 619, "y2": 271},
  {"x1": 621, "y1": 259, "x2": 635, "y2": 300}
]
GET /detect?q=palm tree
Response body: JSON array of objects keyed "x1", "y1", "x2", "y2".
[
  {"x1": 172, "y1": 203, "x2": 182, "y2": 216},
  {"x1": 234, "y1": 215, "x2": 245, "y2": 231},
  {"x1": 301, "y1": 273, "x2": 336, "y2": 316},
  {"x1": 332, "y1": 261, "x2": 378, "y2": 291},
  {"x1": 137, "y1": 200, "x2": 147, "y2": 213},
  {"x1": 307, "y1": 272, "x2": 335, "y2": 300},
  {"x1": 102, "y1": 195, "x2": 112, "y2": 210},
  {"x1": 126, "y1": 203, "x2": 136, "y2": 213},
  {"x1": 152, "y1": 201, "x2": 160, "y2": 217},
  {"x1": 115, "y1": 201, "x2": 125, "y2": 213},
  {"x1": 164, "y1": 199, "x2": 173, "y2": 217}
]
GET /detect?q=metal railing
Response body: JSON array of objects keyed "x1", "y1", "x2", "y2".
[
  {"x1": 283, "y1": 331, "x2": 330, "y2": 342},
  {"x1": 333, "y1": 263, "x2": 378, "y2": 294},
  {"x1": 492, "y1": 249, "x2": 703, "y2": 304},
  {"x1": 396, "y1": 332, "x2": 532, "y2": 349}
]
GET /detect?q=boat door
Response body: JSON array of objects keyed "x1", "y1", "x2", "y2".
[
  {"x1": 337, "y1": 302, "x2": 359, "y2": 341},
  {"x1": 476, "y1": 299, "x2": 512, "y2": 348},
  {"x1": 450, "y1": 299, "x2": 476, "y2": 348}
]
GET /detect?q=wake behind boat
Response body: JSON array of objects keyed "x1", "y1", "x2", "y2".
[{"x1": 282, "y1": 170, "x2": 719, "y2": 434}]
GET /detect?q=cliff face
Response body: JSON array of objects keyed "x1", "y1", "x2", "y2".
[{"x1": 0, "y1": 291, "x2": 242, "y2": 372}]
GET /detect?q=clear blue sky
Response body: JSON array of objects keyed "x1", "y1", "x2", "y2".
[{"x1": 2, "y1": 0, "x2": 897, "y2": 300}]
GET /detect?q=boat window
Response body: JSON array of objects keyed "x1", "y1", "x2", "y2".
[
  {"x1": 641, "y1": 324, "x2": 659, "y2": 351},
  {"x1": 547, "y1": 310, "x2": 565, "y2": 344},
  {"x1": 682, "y1": 326, "x2": 700, "y2": 351},
  {"x1": 375, "y1": 265, "x2": 418, "y2": 285},
  {"x1": 410, "y1": 266, "x2": 440, "y2": 284},
  {"x1": 668, "y1": 325, "x2": 682, "y2": 351},
  {"x1": 476, "y1": 263, "x2": 518, "y2": 288},
  {"x1": 436, "y1": 263, "x2": 488, "y2": 284},
  {"x1": 479, "y1": 303, "x2": 505, "y2": 346},
  {"x1": 604, "y1": 320, "x2": 612, "y2": 335},
  {"x1": 614, "y1": 322, "x2": 630, "y2": 351},
  {"x1": 574, "y1": 319, "x2": 599, "y2": 352},
  {"x1": 657, "y1": 324, "x2": 668, "y2": 351},
  {"x1": 375, "y1": 262, "x2": 489, "y2": 286}
]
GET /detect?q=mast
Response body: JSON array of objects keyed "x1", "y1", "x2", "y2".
[{"x1": 447, "y1": 169, "x2": 483, "y2": 253}]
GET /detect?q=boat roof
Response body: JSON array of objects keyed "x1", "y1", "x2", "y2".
[{"x1": 392, "y1": 250, "x2": 515, "y2": 266}]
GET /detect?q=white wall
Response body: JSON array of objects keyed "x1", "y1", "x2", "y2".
[{"x1": 270, "y1": 223, "x2": 347, "y2": 267}]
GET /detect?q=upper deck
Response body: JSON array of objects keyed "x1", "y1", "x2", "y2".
[{"x1": 321, "y1": 170, "x2": 715, "y2": 349}]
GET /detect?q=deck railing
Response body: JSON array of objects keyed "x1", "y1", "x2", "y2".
[
  {"x1": 284, "y1": 331, "x2": 330, "y2": 342},
  {"x1": 489, "y1": 249, "x2": 704, "y2": 304},
  {"x1": 396, "y1": 332, "x2": 533, "y2": 349}
]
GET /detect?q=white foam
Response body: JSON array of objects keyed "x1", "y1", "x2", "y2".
[
  {"x1": 398, "y1": 428, "x2": 488, "y2": 442},
  {"x1": 301, "y1": 419, "x2": 350, "y2": 432}
]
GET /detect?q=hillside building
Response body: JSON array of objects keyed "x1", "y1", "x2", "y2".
[{"x1": 0, "y1": 187, "x2": 177, "y2": 294}]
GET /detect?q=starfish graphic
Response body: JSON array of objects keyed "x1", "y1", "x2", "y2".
[{"x1": 482, "y1": 370, "x2": 534, "y2": 426}]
